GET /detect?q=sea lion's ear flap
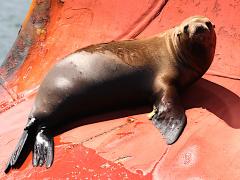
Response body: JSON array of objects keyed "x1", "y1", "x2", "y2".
[
  {"x1": 177, "y1": 31, "x2": 182, "y2": 38},
  {"x1": 176, "y1": 28, "x2": 182, "y2": 37}
]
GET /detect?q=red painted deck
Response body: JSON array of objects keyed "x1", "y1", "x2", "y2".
[{"x1": 0, "y1": 0, "x2": 239, "y2": 179}]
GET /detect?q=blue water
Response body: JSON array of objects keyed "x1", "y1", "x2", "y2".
[{"x1": 0, "y1": 0, "x2": 30, "y2": 64}]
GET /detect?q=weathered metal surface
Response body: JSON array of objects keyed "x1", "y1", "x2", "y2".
[{"x1": 0, "y1": 0, "x2": 240, "y2": 179}]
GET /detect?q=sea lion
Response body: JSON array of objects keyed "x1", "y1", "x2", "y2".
[{"x1": 5, "y1": 15, "x2": 216, "y2": 172}]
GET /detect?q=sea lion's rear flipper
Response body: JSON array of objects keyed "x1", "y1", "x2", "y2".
[
  {"x1": 4, "y1": 118, "x2": 36, "y2": 173},
  {"x1": 151, "y1": 85, "x2": 187, "y2": 145},
  {"x1": 33, "y1": 129, "x2": 54, "y2": 168}
]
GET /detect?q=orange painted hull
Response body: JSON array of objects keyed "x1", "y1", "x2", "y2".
[{"x1": 0, "y1": 0, "x2": 239, "y2": 179}]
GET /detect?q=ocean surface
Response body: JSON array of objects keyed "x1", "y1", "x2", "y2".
[{"x1": 0, "y1": 0, "x2": 30, "y2": 65}]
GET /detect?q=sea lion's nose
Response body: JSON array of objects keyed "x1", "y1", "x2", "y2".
[{"x1": 195, "y1": 24, "x2": 208, "y2": 34}]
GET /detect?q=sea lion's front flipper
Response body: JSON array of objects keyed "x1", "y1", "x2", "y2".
[
  {"x1": 33, "y1": 129, "x2": 54, "y2": 168},
  {"x1": 151, "y1": 85, "x2": 186, "y2": 145},
  {"x1": 4, "y1": 118, "x2": 36, "y2": 173}
]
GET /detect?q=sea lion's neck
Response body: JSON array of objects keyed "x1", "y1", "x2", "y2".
[
  {"x1": 172, "y1": 30, "x2": 203, "y2": 74},
  {"x1": 166, "y1": 29, "x2": 204, "y2": 87}
]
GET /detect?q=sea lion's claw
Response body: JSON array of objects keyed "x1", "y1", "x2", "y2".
[
  {"x1": 33, "y1": 130, "x2": 54, "y2": 168},
  {"x1": 46, "y1": 137, "x2": 54, "y2": 168},
  {"x1": 33, "y1": 143, "x2": 38, "y2": 167},
  {"x1": 38, "y1": 145, "x2": 44, "y2": 167},
  {"x1": 151, "y1": 105, "x2": 187, "y2": 145},
  {"x1": 4, "y1": 163, "x2": 11, "y2": 174}
]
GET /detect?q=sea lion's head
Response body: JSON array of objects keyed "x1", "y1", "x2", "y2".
[
  {"x1": 174, "y1": 16, "x2": 216, "y2": 83},
  {"x1": 179, "y1": 16, "x2": 216, "y2": 45}
]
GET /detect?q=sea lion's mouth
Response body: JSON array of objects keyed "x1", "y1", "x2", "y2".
[
  {"x1": 191, "y1": 33, "x2": 211, "y2": 42},
  {"x1": 189, "y1": 24, "x2": 214, "y2": 45}
]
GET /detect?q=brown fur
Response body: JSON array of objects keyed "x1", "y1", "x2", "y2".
[{"x1": 5, "y1": 16, "x2": 216, "y2": 172}]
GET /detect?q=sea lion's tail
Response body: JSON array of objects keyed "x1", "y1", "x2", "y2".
[{"x1": 4, "y1": 118, "x2": 36, "y2": 173}]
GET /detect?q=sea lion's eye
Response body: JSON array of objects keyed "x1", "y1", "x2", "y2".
[
  {"x1": 206, "y1": 21, "x2": 213, "y2": 29},
  {"x1": 184, "y1": 25, "x2": 189, "y2": 33}
]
